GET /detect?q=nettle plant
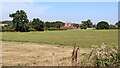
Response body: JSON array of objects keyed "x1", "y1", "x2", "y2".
[{"x1": 94, "y1": 43, "x2": 120, "y2": 67}]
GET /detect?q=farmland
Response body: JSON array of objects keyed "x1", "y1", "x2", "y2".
[
  {"x1": 1, "y1": 2, "x2": 119, "y2": 66},
  {"x1": 2, "y1": 30, "x2": 118, "y2": 66},
  {"x1": 2, "y1": 41, "x2": 92, "y2": 66},
  {"x1": 2, "y1": 30, "x2": 118, "y2": 48}
]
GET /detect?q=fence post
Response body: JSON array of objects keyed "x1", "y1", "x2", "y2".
[
  {"x1": 52, "y1": 53, "x2": 55, "y2": 66},
  {"x1": 77, "y1": 49, "x2": 80, "y2": 64}
]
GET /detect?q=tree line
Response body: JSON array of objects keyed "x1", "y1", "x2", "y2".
[{"x1": 1, "y1": 10, "x2": 120, "y2": 32}]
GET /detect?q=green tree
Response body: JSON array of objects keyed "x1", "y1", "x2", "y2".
[
  {"x1": 73, "y1": 23, "x2": 79, "y2": 28},
  {"x1": 32, "y1": 18, "x2": 44, "y2": 31},
  {"x1": 80, "y1": 24, "x2": 87, "y2": 29},
  {"x1": 80, "y1": 19, "x2": 93, "y2": 29},
  {"x1": 9, "y1": 10, "x2": 29, "y2": 32},
  {"x1": 44, "y1": 21, "x2": 65, "y2": 30},
  {"x1": 109, "y1": 25, "x2": 117, "y2": 29},
  {"x1": 87, "y1": 19, "x2": 93, "y2": 28},
  {"x1": 55, "y1": 21, "x2": 63, "y2": 29},
  {"x1": 115, "y1": 21, "x2": 120, "y2": 29},
  {"x1": 96, "y1": 21, "x2": 109, "y2": 29},
  {"x1": 1, "y1": 20, "x2": 12, "y2": 24},
  {"x1": 44, "y1": 21, "x2": 50, "y2": 30}
]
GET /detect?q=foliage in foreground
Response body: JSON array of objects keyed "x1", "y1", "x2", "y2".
[
  {"x1": 80, "y1": 43, "x2": 120, "y2": 67},
  {"x1": 94, "y1": 43, "x2": 120, "y2": 67}
]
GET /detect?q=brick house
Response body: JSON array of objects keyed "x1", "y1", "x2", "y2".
[{"x1": 61, "y1": 23, "x2": 80, "y2": 30}]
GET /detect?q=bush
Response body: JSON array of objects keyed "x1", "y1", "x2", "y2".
[
  {"x1": 79, "y1": 43, "x2": 119, "y2": 67},
  {"x1": 109, "y1": 25, "x2": 117, "y2": 29},
  {"x1": 28, "y1": 28, "x2": 36, "y2": 31},
  {"x1": 94, "y1": 43, "x2": 119, "y2": 67},
  {"x1": 2, "y1": 29, "x2": 15, "y2": 32},
  {"x1": 47, "y1": 28, "x2": 67, "y2": 31}
]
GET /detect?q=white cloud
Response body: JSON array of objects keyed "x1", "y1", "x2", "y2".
[{"x1": 1, "y1": 2, "x2": 51, "y2": 21}]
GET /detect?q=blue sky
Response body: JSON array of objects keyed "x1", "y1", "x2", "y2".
[{"x1": 2, "y1": 2, "x2": 118, "y2": 25}]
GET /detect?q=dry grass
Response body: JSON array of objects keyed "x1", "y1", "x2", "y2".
[{"x1": 2, "y1": 41, "x2": 90, "y2": 66}]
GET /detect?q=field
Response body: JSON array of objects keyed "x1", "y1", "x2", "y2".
[
  {"x1": 2, "y1": 41, "x2": 90, "y2": 66},
  {"x1": 1, "y1": 30, "x2": 118, "y2": 66},
  {"x1": 2, "y1": 30, "x2": 118, "y2": 48}
]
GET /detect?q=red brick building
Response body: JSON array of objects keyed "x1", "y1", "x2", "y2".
[{"x1": 61, "y1": 23, "x2": 80, "y2": 30}]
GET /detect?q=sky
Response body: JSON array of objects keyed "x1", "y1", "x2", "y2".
[{"x1": 1, "y1": 2, "x2": 118, "y2": 25}]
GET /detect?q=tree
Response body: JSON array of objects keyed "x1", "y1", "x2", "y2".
[
  {"x1": 73, "y1": 23, "x2": 79, "y2": 28},
  {"x1": 80, "y1": 19, "x2": 93, "y2": 29},
  {"x1": 44, "y1": 21, "x2": 50, "y2": 30},
  {"x1": 115, "y1": 21, "x2": 120, "y2": 29},
  {"x1": 80, "y1": 24, "x2": 87, "y2": 29},
  {"x1": 44, "y1": 21, "x2": 65, "y2": 30},
  {"x1": 55, "y1": 21, "x2": 64, "y2": 29},
  {"x1": 9, "y1": 10, "x2": 29, "y2": 32},
  {"x1": 87, "y1": 19, "x2": 93, "y2": 28},
  {"x1": 1, "y1": 20, "x2": 12, "y2": 24},
  {"x1": 109, "y1": 25, "x2": 117, "y2": 29},
  {"x1": 96, "y1": 21, "x2": 109, "y2": 29},
  {"x1": 32, "y1": 18, "x2": 44, "y2": 31}
]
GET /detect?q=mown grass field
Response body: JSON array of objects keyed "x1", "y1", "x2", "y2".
[
  {"x1": 2, "y1": 41, "x2": 90, "y2": 66},
  {"x1": 2, "y1": 30, "x2": 118, "y2": 48}
]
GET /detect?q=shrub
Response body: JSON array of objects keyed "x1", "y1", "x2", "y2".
[
  {"x1": 29, "y1": 28, "x2": 36, "y2": 31},
  {"x1": 109, "y1": 25, "x2": 117, "y2": 29},
  {"x1": 93, "y1": 43, "x2": 119, "y2": 67},
  {"x1": 47, "y1": 28, "x2": 67, "y2": 31},
  {"x1": 79, "y1": 43, "x2": 119, "y2": 67},
  {"x1": 2, "y1": 29, "x2": 15, "y2": 32}
]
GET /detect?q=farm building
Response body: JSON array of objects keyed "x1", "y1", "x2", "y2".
[{"x1": 61, "y1": 23, "x2": 80, "y2": 30}]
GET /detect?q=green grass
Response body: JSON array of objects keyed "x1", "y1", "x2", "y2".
[{"x1": 2, "y1": 30, "x2": 118, "y2": 48}]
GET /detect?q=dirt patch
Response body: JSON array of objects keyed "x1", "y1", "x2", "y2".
[{"x1": 2, "y1": 41, "x2": 90, "y2": 66}]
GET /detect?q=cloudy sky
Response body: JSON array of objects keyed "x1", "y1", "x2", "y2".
[{"x1": 1, "y1": 2, "x2": 118, "y2": 25}]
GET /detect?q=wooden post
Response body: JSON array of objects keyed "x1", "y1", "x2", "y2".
[
  {"x1": 52, "y1": 53, "x2": 55, "y2": 66},
  {"x1": 77, "y1": 49, "x2": 80, "y2": 64}
]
